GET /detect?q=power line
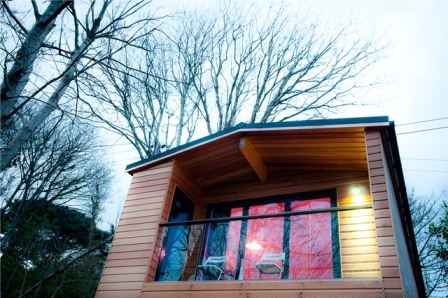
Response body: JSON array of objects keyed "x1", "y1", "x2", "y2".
[
  {"x1": 404, "y1": 169, "x2": 448, "y2": 173},
  {"x1": 89, "y1": 117, "x2": 448, "y2": 148},
  {"x1": 396, "y1": 125, "x2": 448, "y2": 135},
  {"x1": 402, "y1": 158, "x2": 448, "y2": 162},
  {"x1": 93, "y1": 143, "x2": 133, "y2": 148},
  {"x1": 396, "y1": 116, "x2": 448, "y2": 126}
]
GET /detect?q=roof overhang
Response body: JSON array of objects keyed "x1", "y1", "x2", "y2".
[{"x1": 126, "y1": 116, "x2": 390, "y2": 174}]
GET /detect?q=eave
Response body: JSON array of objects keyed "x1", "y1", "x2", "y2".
[{"x1": 126, "y1": 116, "x2": 390, "y2": 174}]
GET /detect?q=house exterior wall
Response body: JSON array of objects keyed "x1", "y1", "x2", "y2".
[
  {"x1": 139, "y1": 177, "x2": 384, "y2": 298},
  {"x1": 96, "y1": 128, "x2": 418, "y2": 298},
  {"x1": 337, "y1": 185, "x2": 381, "y2": 278},
  {"x1": 366, "y1": 130, "x2": 407, "y2": 297},
  {"x1": 140, "y1": 279, "x2": 385, "y2": 297},
  {"x1": 96, "y1": 161, "x2": 174, "y2": 298},
  {"x1": 383, "y1": 151, "x2": 419, "y2": 297}
]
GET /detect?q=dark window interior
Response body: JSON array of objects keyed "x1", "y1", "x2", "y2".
[{"x1": 155, "y1": 188, "x2": 195, "y2": 281}]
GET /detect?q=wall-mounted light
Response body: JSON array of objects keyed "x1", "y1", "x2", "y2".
[
  {"x1": 246, "y1": 241, "x2": 262, "y2": 250},
  {"x1": 349, "y1": 185, "x2": 368, "y2": 205},
  {"x1": 350, "y1": 186, "x2": 364, "y2": 196},
  {"x1": 352, "y1": 195, "x2": 367, "y2": 205}
]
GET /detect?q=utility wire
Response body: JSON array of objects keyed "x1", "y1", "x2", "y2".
[
  {"x1": 404, "y1": 169, "x2": 448, "y2": 173},
  {"x1": 402, "y1": 158, "x2": 448, "y2": 162},
  {"x1": 396, "y1": 125, "x2": 448, "y2": 135},
  {"x1": 92, "y1": 117, "x2": 448, "y2": 147},
  {"x1": 396, "y1": 116, "x2": 448, "y2": 126}
]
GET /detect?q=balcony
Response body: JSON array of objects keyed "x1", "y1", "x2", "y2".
[{"x1": 154, "y1": 191, "x2": 380, "y2": 282}]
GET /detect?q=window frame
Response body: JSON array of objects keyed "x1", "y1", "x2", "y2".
[
  {"x1": 154, "y1": 187, "x2": 195, "y2": 281},
  {"x1": 201, "y1": 189, "x2": 341, "y2": 279}
]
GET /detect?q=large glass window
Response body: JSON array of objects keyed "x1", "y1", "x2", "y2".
[
  {"x1": 198, "y1": 191, "x2": 340, "y2": 280},
  {"x1": 289, "y1": 198, "x2": 334, "y2": 278},
  {"x1": 155, "y1": 190, "x2": 344, "y2": 281}
]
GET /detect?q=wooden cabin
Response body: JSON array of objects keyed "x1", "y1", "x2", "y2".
[{"x1": 96, "y1": 116, "x2": 425, "y2": 298}]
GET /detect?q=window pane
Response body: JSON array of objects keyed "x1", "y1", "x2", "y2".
[
  {"x1": 224, "y1": 208, "x2": 243, "y2": 279},
  {"x1": 155, "y1": 189, "x2": 195, "y2": 281},
  {"x1": 243, "y1": 203, "x2": 284, "y2": 280},
  {"x1": 289, "y1": 197, "x2": 333, "y2": 279},
  {"x1": 199, "y1": 207, "x2": 243, "y2": 280},
  {"x1": 199, "y1": 193, "x2": 339, "y2": 281}
]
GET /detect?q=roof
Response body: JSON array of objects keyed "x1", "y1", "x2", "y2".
[{"x1": 126, "y1": 116, "x2": 390, "y2": 173}]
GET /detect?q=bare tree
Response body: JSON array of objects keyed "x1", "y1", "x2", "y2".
[
  {"x1": 0, "y1": 115, "x2": 110, "y2": 250},
  {"x1": 0, "y1": 0, "x2": 156, "y2": 170},
  {"x1": 409, "y1": 191, "x2": 448, "y2": 297},
  {"x1": 82, "y1": 5, "x2": 380, "y2": 158},
  {"x1": 185, "y1": 7, "x2": 378, "y2": 129},
  {"x1": 0, "y1": 0, "x2": 71, "y2": 121},
  {"x1": 81, "y1": 41, "x2": 172, "y2": 159},
  {"x1": 0, "y1": 113, "x2": 113, "y2": 297}
]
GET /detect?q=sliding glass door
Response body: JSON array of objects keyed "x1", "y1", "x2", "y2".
[{"x1": 199, "y1": 191, "x2": 340, "y2": 280}]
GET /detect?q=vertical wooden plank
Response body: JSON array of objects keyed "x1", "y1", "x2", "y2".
[
  {"x1": 182, "y1": 206, "x2": 206, "y2": 280},
  {"x1": 365, "y1": 130, "x2": 403, "y2": 297}
]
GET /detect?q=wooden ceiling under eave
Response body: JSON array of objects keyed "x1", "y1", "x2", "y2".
[{"x1": 174, "y1": 127, "x2": 369, "y2": 190}]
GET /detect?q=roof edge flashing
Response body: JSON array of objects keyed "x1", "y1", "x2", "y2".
[{"x1": 126, "y1": 116, "x2": 390, "y2": 173}]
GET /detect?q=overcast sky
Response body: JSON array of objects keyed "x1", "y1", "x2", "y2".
[
  {"x1": 103, "y1": 0, "x2": 448, "y2": 226},
  {"x1": 298, "y1": 0, "x2": 448, "y2": 195},
  {"x1": 163, "y1": 0, "x2": 448, "y2": 191}
]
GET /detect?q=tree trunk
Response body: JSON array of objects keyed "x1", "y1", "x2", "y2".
[
  {"x1": 0, "y1": 0, "x2": 71, "y2": 123},
  {"x1": 1, "y1": 0, "x2": 110, "y2": 170},
  {"x1": 0, "y1": 37, "x2": 90, "y2": 170}
]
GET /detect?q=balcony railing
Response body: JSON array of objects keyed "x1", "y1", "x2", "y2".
[{"x1": 154, "y1": 204, "x2": 376, "y2": 282}]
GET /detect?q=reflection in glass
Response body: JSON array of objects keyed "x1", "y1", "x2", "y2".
[
  {"x1": 155, "y1": 189, "x2": 195, "y2": 281},
  {"x1": 157, "y1": 194, "x2": 342, "y2": 281}
]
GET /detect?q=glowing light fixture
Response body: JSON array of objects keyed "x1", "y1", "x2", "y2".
[
  {"x1": 246, "y1": 241, "x2": 262, "y2": 250},
  {"x1": 350, "y1": 186, "x2": 363, "y2": 196},
  {"x1": 350, "y1": 185, "x2": 368, "y2": 205},
  {"x1": 352, "y1": 195, "x2": 366, "y2": 205}
]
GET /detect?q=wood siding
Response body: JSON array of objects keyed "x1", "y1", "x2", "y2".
[
  {"x1": 365, "y1": 130, "x2": 404, "y2": 297},
  {"x1": 140, "y1": 279, "x2": 384, "y2": 297},
  {"x1": 337, "y1": 184, "x2": 381, "y2": 278},
  {"x1": 384, "y1": 154, "x2": 418, "y2": 297},
  {"x1": 96, "y1": 162, "x2": 174, "y2": 298},
  {"x1": 146, "y1": 160, "x2": 203, "y2": 281},
  {"x1": 96, "y1": 126, "x2": 414, "y2": 297}
]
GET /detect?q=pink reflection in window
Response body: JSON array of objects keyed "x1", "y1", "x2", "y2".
[
  {"x1": 289, "y1": 197, "x2": 333, "y2": 279},
  {"x1": 224, "y1": 207, "x2": 243, "y2": 278},
  {"x1": 243, "y1": 203, "x2": 284, "y2": 280}
]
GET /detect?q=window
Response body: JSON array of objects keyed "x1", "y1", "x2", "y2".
[
  {"x1": 199, "y1": 191, "x2": 341, "y2": 280},
  {"x1": 155, "y1": 188, "x2": 195, "y2": 281},
  {"x1": 155, "y1": 189, "x2": 345, "y2": 281}
]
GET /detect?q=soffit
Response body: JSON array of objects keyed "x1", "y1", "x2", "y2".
[{"x1": 174, "y1": 127, "x2": 370, "y2": 188}]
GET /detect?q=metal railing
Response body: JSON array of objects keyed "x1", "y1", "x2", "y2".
[{"x1": 154, "y1": 204, "x2": 374, "y2": 282}]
